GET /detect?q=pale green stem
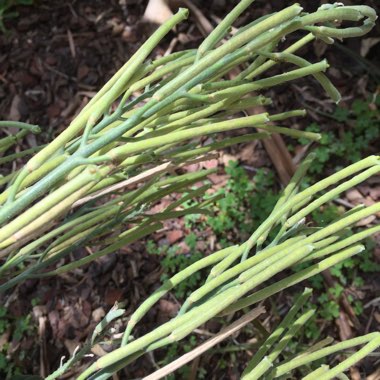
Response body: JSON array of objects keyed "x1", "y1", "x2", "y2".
[
  {"x1": 0, "y1": 154, "x2": 68, "y2": 206},
  {"x1": 0, "y1": 121, "x2": 40, "y2": 134},
  {"x1": 0, "y1": 183, "x2": 95, "y2": 257},
  {"x1": 0, "y1": 129, "x2": 28, "y2": 152},
  {"x1": 220, "y1": 244, "x2": 364, "y2": 316},
  {"x1": 103, "y1": 113, "x2": 269, "y2": 160},
  {"x1": 302, "y1": 365, "x2": 330, "y2": 380},
  {"x1": 196, "y1": 0, "x2": 256, "y2": 60},
  {"x1": 286, "y1": 165, "x2": 380, "y2": 228},
  {"x1": 256, "y1": 152, "x2": 316, "y2": 248},
  {"x1": 180, "y1": 236, "x2": 307, "y2": 314},
  {"x1": 257, "y1": 51, "x2": 341, "y2": 103},
  {"x1": 244, "y1": 309, "x2": 315, "y2": 379},
  {"x1": 300, "y1": 224, "x2": 380, "y2": 263},
  {"x1": 0, "y1": 207, "x2": 113, "y2": 273},
  {"x1": 120, "y1": 245, "x2": 236, "y2": 346},
  {"x1": 244, "y1": 157, "x2": 379, "y2": 255},
  {"x1": 0, "y1": 166, "x2": 111, "y2": 246},
  {"x1": 242, "y1": 288, "x2": 312, "y2": 376},
  {"x1": 0, "y1": 145, "x2": 44, "y2": 165},
  {"x1": 321, "y1": 337, "x2": 380, "y2": 380},
  {"x1": 34, "y1": 223, "x2": 162, "y2": 276},
  {"x1": 274, "y1": 333, "x2": 380, "y2": 377},
  {"x1": 21, "y1": 9, "x2": 188, "y2": 173},
  {"x1": 152, "y1": 5, "x2": 303, "y2": 102}
]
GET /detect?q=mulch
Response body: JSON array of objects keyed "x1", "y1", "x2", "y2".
[{"x1": 0, "y1": 0, "x2": 379, "y2": 378}]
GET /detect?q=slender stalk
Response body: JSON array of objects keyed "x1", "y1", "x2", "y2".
[
  {"x1": 243, "y1": 309, "x2": 315, "y2": 379},
  {"x1": 1, "y1": 5, "x2": 378, "y2": 378},
  {"x1": 220, "y1": 245, "x2": 365, "y2": 316},
  {"x1": 274, "y1": 333, "x2": 380, "y2": 377},
  {"x1": 0, "y1": 121, "x2": 41, "y2": 134},
  {"x1": 21, "y1": 9, "x2": 189, "y2": 173},
  {"x1": 196, "y1": 0, "x2": 256, "y2": 60},
  {"x1": 242, "y1": 288, "x2": 312, "y2": 376},
  {"x1": 120, "y1": 245, "x2": 237, "y2": 346}
]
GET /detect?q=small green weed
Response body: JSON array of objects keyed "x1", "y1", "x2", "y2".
[
  {"x1": 0, "y1": 304, "x2": 34, "y2": 379},
  {"x1": 147, "y1": 234, "x2": 203, "y2": 299},
  {"x1": 185, "y1": 161, "x2": 279, "y2": 247},
  {"x1": 295, "y1": 96, "x2": 379, "y2": 177},
  {"x1": 211, "y1": 162, "x2": 278, "y2": 239}
]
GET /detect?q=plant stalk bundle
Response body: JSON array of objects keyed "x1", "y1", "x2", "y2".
[
  {"x1": 0, "y1": 2, "x2": 376, "y2": 288},
  {"x1": 0, "y1": 1, "x2": 379, "y2": 379}
]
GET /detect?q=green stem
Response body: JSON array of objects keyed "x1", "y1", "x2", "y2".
[
  {"x1": 0, "y1": 121, "x2": 41, "y2": 134},
  {"x1": 274, "y1": 333, "x2": 380, "y2": 377},
  {"x1": 244, "y1": 309, "x2": 315, "y2": 379},
  {"x1": 220, "y1": 244, "x2": 364, "y2": 316},
  {"x1": 196, "y1": 0, "x2": 257, "y2": 60},
  {"x1": 242, "y1": 288, "x2": 312, "y2": 376}
]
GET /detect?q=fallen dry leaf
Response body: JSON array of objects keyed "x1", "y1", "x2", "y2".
[
  {"x1": 92, "y1": 307, "x2": 105, "y2": 323},
  {"x1": 77, "y1": 65, "x2": 90, "y2": 81},
  {"x1": 369, "y1": 187, "x2": 380, "y2": 201},
  {"x1": 0, "y1": 331, "x2": 10, "y2": 351},
  {"x1": 313, "y1": 38, "x2": 328, "y2": 58},
  {"x1": 105, "y1": 288, "x2": 124, "y2": 306},
  {"x1": 361, "y1": 37, "x2": 380, "y2": 57},
  {"x1": 48, "y1": 310, "x2": 60, "y2": 338},
  {"x1": 346, "y1": 188, "x2": 363, "y2": 203},
  {"x1": 159, "y1": 299, "x2": 179, "y2": 317},
  {"x1": 220, "y1": 152, "x2": 237, "y2": 167},
  {"x1": 336, "y1": 310, "x2": 353, "y2": 340},
  {"x1": 186, "y1": 163, "x2": 200, "y2": 172},
  {"x1": 166, "y1": 229, "x2": 184, "y2": 244},
  {"x1": 209, "y1": 173, "x2": 228, "y2": 186},
  {"x1": 64, "y1": 339, "x2": 80, "y2": 356},
  {"x1": 350, "y1": 366, "x2": 361, "y2": 380},
  {"x1": 91, "y1": 343, "x2": 108, "y2": 357},
  {"x1": 356, "y1": 215, "x2": 376, "y2": 227},
  {"x1": 239, "y1": 142, "x2": 265, "y2": 166},
  {"x1": 144, "y1": 0, "x2": 173, "y2": 25},
  {"x1": 201, "y1": 159, "x2": 218, "y2": 170},
  {"x1": 176, "y1": 241, "x2": 190, "y2": 254},
  {"x1": 8, "y1": 94, "x2": 22, "y2": 122}
]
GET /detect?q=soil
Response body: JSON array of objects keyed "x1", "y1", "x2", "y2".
[{"x1": 0, "y1": 0, "x2": 379, "y2": 379}]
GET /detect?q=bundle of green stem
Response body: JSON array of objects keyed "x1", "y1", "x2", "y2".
[
  {"x1": 0, "y1": 2, "x2": 377, "y2": 289},
  {"x1": 50, "y1": 153, "x2": 380, "y2": 379},
  {"x1": 241, "y1": 289, "x2": 380, "y2": 380},
  {"x1": 1, "y1": 1, "x2": 377, "y2": 378}
]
